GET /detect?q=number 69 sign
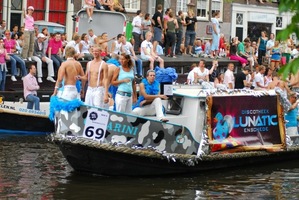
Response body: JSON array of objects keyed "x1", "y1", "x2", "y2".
[{"x1": 83, "y1": 108, "x2": 110, "y2": 142}]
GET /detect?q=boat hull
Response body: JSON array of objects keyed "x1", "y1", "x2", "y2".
[
  {"x1": 0, "y1": 112, "x2": 54, "y2": 135},
  {"x1": 56, "y1": 140, "x2": 299, "y2": 176}
]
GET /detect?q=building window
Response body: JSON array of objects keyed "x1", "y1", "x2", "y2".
[
  {"x1": 197, "y1": 0, "x2": 207, "y2": 17},
  {"x1": 276, "y1": 17, "x2": 282, "y2": 28},
  {"x1": 176, "y1": 0, "x2": 188, "y2": 13},
  {"x1": 236, "y1": 13, "x2": 243, "y2": 25},
  {"x1": 197, "y1": 0, "x2": 222, "y2": 20},
  {"x1": 11, "y1": 0, "x2": 22, "y2": 10},
  {"x1": 124, "y1": 0, "x2": 140, "y2": 12}
]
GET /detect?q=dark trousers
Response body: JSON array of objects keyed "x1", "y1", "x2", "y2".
[
  {"x1": 95, "y1": 0, "x2": 102, "y2": 9},
  {"x1": 165, "y1": 32, "x2": 176, "y2": 56},
  {"x1": 175, "y1": 31, "x2": 183, "y2": 54},
  {"x1": 132, "y1": 32, "x2": 141, "y2": 53},
  {"x1": 258, "y1": 49, "x2": 266, "y2": 64}
]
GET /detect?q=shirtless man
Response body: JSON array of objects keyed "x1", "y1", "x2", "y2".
[
  {"x1": 83, "y1": 45, "x2": 109, "y2": 108},
  {"x1": 52, "y1": 46, "x2": 85, "y2": 101},
  {"x1": 289, "y1": 71, "x2": 299, "y2": 97}
]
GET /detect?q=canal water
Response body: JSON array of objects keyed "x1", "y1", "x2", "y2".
[{"x1": 1, "y1": 135, "x2": 299, "y2": 199}]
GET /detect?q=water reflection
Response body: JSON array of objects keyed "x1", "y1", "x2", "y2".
[{"x1": 1, "y1": 135, "x2": 299, "y2": 199}]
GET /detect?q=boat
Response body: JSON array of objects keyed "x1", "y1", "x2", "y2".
[
  {"x1": 0, "y1": 90, "x2": 54, "y2": 135},
  {"x1": 50, "y1": 85, "x2": 299, "y2": 176}
]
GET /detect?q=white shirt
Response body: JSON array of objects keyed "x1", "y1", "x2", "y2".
[
  {"x1": 141, "y1": 40, "x2": 152, "y2": 57},
  {"x1": 132, "y1": 15, "x2": 142, "y2": 34},
  {"x1": 253, "y1": 72, "x2": 264, "y2": 89},
  {"x1": 223, "y1": 69, "x2": 235, "y2": 89},
  {"x1": 266, "y1": 39, "x2": 274, "y2": 56},
  {"x1": 89, "y1": 34, "x2": 97, "y2": 46},
  {"x1": 122, "y1": 41, "x2": 133, "y2": 56},
  {"x1": 187, "y1": 69, "x2": 195, "y2": 84},
  {"x1": 112, "y1": 40, "x2": 122, "y2": 55},
  {"x1": 193, "y1": 67, "x2": 209, "y2": 82}
]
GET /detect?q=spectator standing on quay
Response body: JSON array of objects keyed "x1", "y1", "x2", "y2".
[
  {"x1": 21, "y1": 6, "x2": 35, "y2": 61},
  {"x1": 210, "y1": 11, "x2": 221, "y2": 58},
  {"x1": 0, "y1": 38, "x2": 9, "y2": 91},
  {"x1": 142, "y1": 13, "x2": 152, "y2": 40},
  {"x1": 269, "y1": 40, "x2": 281, "y2": 71},
  {"x1": 84, "y1": 0, "x2": 96, "y2": 23},
  {"x1": 266, "y1": 33, "x2": 275, "y2": 62},
  {"x1": 132, "y1": 70, "x2": 168, "y2": 122},
  {"x1": 164, "y1": 12, "x2": 178, "y2": 58},
  {"x1": 52, "y1": 47, "x2": 85, "y2": 101},
  {"x1": 152, "y1": 4, "x2": 163, "y2": 53},
  {"x1": 175, "y1": 10, "x2": 185, "y2": 55},
  {"x1": 257, "y1": 31, "x2": 268, "y2": 64},
  {"x1": 23, "y1": 65, "x2": 40, "y2": 110},
  {"x1": 33, "y1": 33, "x2": 56, "y2": 83},
  {"x1": 48, "y1": 32, "x2": 63, "y2": 72},
  {"x1": 132, "y1": 10, "x2": 143, "y2": 53},
  {"x1": 184, "y1": 10, "x2": 197, "y2": 55}
]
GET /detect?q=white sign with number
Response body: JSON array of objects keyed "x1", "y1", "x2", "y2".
[{"x1": 83, "y1": 108, "x2": 110, "y2": 142}]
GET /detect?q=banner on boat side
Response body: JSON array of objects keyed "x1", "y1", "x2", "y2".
[
  {"x1": 206, "y1": 95, "x2": 285, "y2": 152},
  {"x1": 83, "y1": 108, "x2": 110, "y2": 142}
]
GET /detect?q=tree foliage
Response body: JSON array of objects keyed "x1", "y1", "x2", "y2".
[{"x1": 276, "y1": 0, "x2": 299, "y2": 79}]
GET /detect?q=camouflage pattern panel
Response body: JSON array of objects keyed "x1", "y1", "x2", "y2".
[{"x1": 55, "y1": 106, "x2": 200, "y2": 155}]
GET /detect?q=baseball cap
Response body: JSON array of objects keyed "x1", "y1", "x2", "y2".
[
  {"x1": 28, "y1": 6, "x2": 34, "y2": 11},
  {"x1": 37, "y1": 33, "x2": 46, "y2": 38}
]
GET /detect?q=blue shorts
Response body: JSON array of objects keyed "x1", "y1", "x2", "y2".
[{"x1": 153, "y1": 27, "x2": 162, "y2": 42}]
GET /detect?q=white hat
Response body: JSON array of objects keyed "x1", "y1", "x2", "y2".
[
  {"x1": 37, "y1": 33, "x2": 46, "y2": 38},
  {"x1": 28, "y1": 6, "x2": 34, "y2": 11}
]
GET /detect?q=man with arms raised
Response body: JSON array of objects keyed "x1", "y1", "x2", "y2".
[
  {"x1": 83, "y1": 45, "x2": 109, "y2": 108},
  {"x1": 52, "y1": 46, "x2": 85, "y2": 101}
]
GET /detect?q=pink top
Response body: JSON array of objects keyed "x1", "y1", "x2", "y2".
[
  {"x1": 86, "y1": 0, "x2": 93, "y2": 5},
  {"x1": 48, "y1": 38, "x2": 62, "y2": 55},
  {"x1": 4, "y1": 39, "x2": 16, "y2": 54},
  {"x1": 0, "y1": 49, "x2": 7, "y2": 64},
  {"x1": 24, "y1": 14, "x2": 34, "y2": 31},
  {"x1": 23, "y1": 73, "x2": 39, "y2": 98}
]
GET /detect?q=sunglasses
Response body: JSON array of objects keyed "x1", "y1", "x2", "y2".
[{"x1": 5, "y1": 33, "x2": 10, "y2": 35}]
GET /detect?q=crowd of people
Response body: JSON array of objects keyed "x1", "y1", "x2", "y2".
[{"x1": 1, "y1": 4, "x2": 299, "y2": 127}]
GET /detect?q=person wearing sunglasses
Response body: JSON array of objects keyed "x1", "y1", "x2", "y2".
[{"x1": 3, "y1": 30, "x2": 27, "y2": 81}]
